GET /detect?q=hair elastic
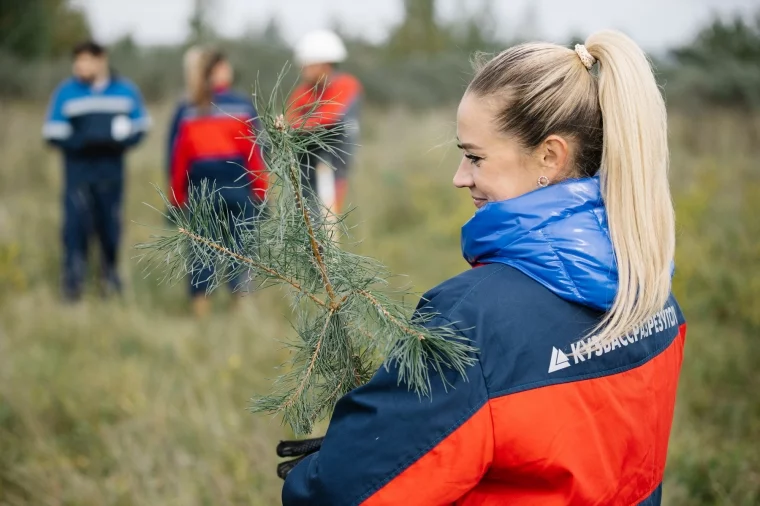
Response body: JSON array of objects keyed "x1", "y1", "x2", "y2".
[{"x1": 574, "y1": 44, "x2": 596, "y2": 70}]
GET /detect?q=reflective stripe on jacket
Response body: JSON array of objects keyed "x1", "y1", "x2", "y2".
[{"x1": 43, "y1": 76, "x2": 149, "y2": 182}]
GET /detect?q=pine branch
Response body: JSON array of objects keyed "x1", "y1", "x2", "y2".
[
  {"x1": 282, "y1": 306, "x2": 336, "y2": 411},
  {"x1": 138, "y1": 66, "x2": 479, "y2": 435},
  {"x1": 356, "y1": 289, "x2": 426, "y2": 341},
  {"x1": 285, "y1": 160, "x2": 339, "y2": 308},
  {"x1": 176, "y1": 226, "x2": 328, "y2": 308}
]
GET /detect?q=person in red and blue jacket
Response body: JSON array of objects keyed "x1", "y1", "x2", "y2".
[
  {"x1": 287, "y1": 30, "x2": 362, "y2": 215},
  {"x1": 168, "y1": 47, "x2": 267, "y2": 317},
  {"x1": 280, "y1": 31, "x2": 686, "y2": 505},
  {"x1": 43, "y1": 41, "x2": 149, "y2": 301}
]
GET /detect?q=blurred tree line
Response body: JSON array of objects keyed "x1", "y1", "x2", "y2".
[
  {"x1": 1, "y1": 0, "x2": 760, "y2": 110},
  {"x1": 0, "y1": 0, "x2": 89, "y2": 59},
  {"x1": 664, "y1": 13, "x2": 760, "y2": 111}
]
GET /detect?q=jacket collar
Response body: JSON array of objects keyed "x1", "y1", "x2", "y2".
[{"x1": 461, "y1": 177, "x2": 618, "y2": 311}]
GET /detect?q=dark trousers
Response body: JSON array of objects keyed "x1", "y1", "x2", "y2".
[
  {"x1": 299, "y1": 141, "x2": 355, "y2": 215},
  {"x1": 189, "y1": 195, "x2": 260, "y2": 297},
  {"x1": 62, "y1": 178, "x2": 123, "y2": 298}
]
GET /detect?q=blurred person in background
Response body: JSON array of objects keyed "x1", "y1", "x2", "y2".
[
  {"x1": 42, "y1": 41, "x2": 149, "y2": 302},
  {"x1": 168, "y1": 47, "x2": 267, "y2": 318},
  {"x1": 280, "y1": 32, "x2": 686, "y2": 505},
  {"x1": 287, "y1": 29, "x2": 362, "y2": 216}
]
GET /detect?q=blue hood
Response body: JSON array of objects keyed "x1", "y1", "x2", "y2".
[{"x1": 461, "y1": 177, "x2": 617, "y2": 311}]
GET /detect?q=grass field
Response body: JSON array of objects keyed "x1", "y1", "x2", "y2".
[{"x1": 0, "y1": 100, "x2": 758, "y2": 505}]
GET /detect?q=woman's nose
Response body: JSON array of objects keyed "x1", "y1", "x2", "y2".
[{"x1": 453, "y1": 160, "x2": 473, "y2": 189}]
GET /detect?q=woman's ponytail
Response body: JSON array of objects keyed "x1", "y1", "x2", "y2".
[
  {"x1": 584, "y1": 30, "x2": 675, "y2": 347},
  {"x1": 183, "y1": 45, "x2": 214, "y2": 114}
]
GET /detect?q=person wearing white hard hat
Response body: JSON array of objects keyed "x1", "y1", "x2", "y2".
[{"x1": 288, "y1": 29, "x2": 362, "y2": 216}]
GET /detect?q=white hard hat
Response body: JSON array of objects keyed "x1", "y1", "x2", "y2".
[{"x1": 294, "y1": 30, "x2": 347, "y2": 66}]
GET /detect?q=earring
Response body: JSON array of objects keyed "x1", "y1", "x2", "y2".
[{"x1": 537, "y1": 176, "x2": 550, "y2": 187}]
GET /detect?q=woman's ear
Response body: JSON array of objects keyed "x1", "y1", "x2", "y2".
[{"x1": 537, "y1": 134, "x2": 570, "y2": 181}]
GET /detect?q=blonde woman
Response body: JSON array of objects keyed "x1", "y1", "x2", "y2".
[
  {"x1": 280, "y1": 31, "x2": 686, "y2": 505},
  {"x1": 167, "y1": 48, "x2": 267, "y2": 316}
]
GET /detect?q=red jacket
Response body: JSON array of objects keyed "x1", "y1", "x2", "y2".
[
  {"x1": 168, "y1": 89, "x2": 267, "y2": 207},
  {"x1": 287, "y1": 73, "x2": 362, "y2": 130}
]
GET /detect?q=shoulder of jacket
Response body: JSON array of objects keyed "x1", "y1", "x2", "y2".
[
  {"x1": 330, "y1": 73, "x2": 362, "y2": 92},
  {"x1": 216, "y1": 91, "x2": 256, "y2": 108},
  {"x1": 173, "y1": 98, "x2": 188, "y2": 112},
  {"x1": 111, "y1": 77, "x2": 142, "y2": 97},
  {"x1": 54, "y1": 78, "x2": 80, "y2": 98},
  {"x1": 418, "y1": 264, "x2": 519, "y2": 320},
  {"x1": 419, "y1": 263, "x2": 599, "y2": 341},
  {"x1": 213, "y1": 90, "x2": 236, "y2": 101},
  {"x1": 290, "y1": 82, "x2": 311, "y2": 98},
  {"x1": 333, "y1": 72, "x2": 361, "y2": 85}
]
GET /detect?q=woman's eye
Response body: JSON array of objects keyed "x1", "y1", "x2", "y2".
[{"x1": 465, "y1": 154, "x2": 483, "y2": 166}]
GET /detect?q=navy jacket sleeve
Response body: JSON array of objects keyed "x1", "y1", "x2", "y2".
[
  {"x1": 166, "y1": 101, "x2": 185, "y2": 178},
  {"x1": 282, "y1": 317, "x2": 493, "y2": 506},
  {"x1": 42, "y1": 81, "x2": 80, "y2": 152}
]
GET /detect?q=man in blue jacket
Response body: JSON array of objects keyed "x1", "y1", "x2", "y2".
[{"x1": 43, "y1": 41, "x2": 149, "y2": 301}]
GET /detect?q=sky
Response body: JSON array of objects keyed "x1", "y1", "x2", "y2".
[{"x1": 75, "y1": 0, "x2": 760, "y2": 52}]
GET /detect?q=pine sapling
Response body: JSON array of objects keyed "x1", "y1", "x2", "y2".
[{"x1": 137, "y1": 70, "x2": 478, "y2": 436}]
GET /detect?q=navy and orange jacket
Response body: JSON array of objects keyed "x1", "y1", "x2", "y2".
[
  {"x1": 283, "y1": 177, "x2": 686, "y2": 505},
  {"x1": 168, "y1": 88, "x2": 266, "y2": 207},
  {"x1": 287, "y1": 72, "x2": 362, "y2": 131}
]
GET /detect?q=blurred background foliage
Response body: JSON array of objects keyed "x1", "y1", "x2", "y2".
[
  {"x1": 0, "y1": 0, "x2": 758, "y2": 505},
  {"x1": 2, "y1": 0, "x2": 760, "y2": 110},
  {"x1": 0, "y1": 0, "x2": 90, "y2": 60}
]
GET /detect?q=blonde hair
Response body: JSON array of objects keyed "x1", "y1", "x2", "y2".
[
  {"x1": 183, "y1": 45, "x2": 225, "y2": 114},
  {"x1": 468, "y1": 30, "x2": 674, "y2": 350}
]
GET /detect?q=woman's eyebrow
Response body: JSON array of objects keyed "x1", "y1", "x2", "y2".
[{"x1": 456, "y1": 141, "x2": 482, "y2": 151}]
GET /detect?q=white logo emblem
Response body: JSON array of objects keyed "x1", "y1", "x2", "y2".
[{"x1": 548, "y1": 347, "x2": 571, "y2": 373}]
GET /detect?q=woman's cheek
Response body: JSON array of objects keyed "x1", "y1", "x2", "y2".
[{"x1": 474, "y1": 165, "x2": 492, "y2": 193}]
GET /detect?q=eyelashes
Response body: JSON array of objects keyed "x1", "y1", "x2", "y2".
[
  {"x1": 464, "y1": 153, "x2": 483, "y2": 166},
  {"x1": 456, "y1": 142, "x2": 484, "y2": 166}
]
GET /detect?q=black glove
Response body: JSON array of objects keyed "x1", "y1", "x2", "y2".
[{"x1": 276, "y1": 437, "x2": 324, "y2": 480}]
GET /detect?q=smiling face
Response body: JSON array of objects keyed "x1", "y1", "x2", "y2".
[
  {"x1": 454, "y1": 93, "x2": 541, "y2": 208},
  {"x1": 454, "y1": 92, "x2": 570, "y2": 208}
]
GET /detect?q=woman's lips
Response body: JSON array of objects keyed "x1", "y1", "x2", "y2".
[{"x1": 472, "y1": 197, "x2": 488, "y2": 209}]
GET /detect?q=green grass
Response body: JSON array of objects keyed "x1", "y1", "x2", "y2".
[{"x1": 0, "y1": 101, "x2": 758, "y2": 505}]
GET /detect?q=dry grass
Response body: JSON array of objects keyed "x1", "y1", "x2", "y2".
[{"x1": 0, "y1": 100, "x2": 758, "y2": 505}]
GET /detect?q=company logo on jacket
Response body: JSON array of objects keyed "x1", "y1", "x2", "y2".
[{"x1": 550, "y1": 304, "x2": 681, "y2": 373}]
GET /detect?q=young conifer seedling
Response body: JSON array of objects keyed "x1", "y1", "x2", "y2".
[{"x1": 138, "y1": 71, "x2": 477, "y2": 436}]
